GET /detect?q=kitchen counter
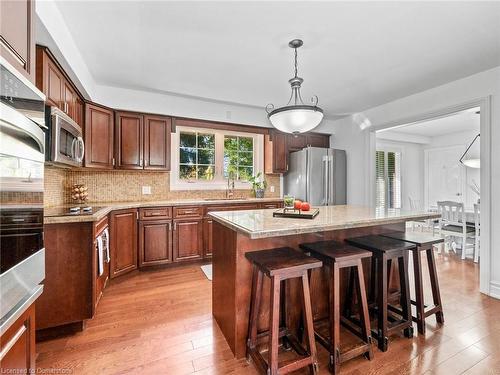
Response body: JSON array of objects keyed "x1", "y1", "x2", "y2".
[
  {"x1": 209, "y1": 205, "x2": 440, "y2": 239},
  {"x1": 210, "y1": 205, "x2": 440, "y2": 358},
  {"x1": 43, "y1": 197, "x2": 283, "y2": 224}
]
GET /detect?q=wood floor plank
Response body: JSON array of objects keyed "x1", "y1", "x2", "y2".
[{"x1": 35, "y1": 252, "x2": 500, "y2": 374}]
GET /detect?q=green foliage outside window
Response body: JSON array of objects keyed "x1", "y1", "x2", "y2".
[
  {"x1": 179, "y1": 132, "x2": 215, "y2": 180},
  {"x1": 224, "y1": 136, "x2": 253, "y2": 181}
]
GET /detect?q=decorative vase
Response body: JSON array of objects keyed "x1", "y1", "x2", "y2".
[{"x1": 255, "y1": 188, "x2": 265, "y2": 198}]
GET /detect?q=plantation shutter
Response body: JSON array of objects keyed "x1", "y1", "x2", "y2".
[
  {"x1": 376, "y1": 151, "x2": 386, "y2": 209},
  {"x1": 376, "y1": 150, "x2": 401, "y2": 209}
]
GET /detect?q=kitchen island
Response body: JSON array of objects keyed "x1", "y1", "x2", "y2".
[{"x1": 209, "y1": 205, "x2": 440, "y2": 358}]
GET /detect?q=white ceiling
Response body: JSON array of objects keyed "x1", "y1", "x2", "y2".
[
  {"x1": 378, "y1": 107, "x2": 480, "y2": 138},
  {"x1": 53, "y1": 1, "x2": 500, "y2": 118}
]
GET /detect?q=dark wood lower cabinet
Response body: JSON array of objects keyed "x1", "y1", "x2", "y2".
[
  {"x1": 139, "y1": 220, "x2": 173, "y2": 267},
  {"x1": 203, "y1": 218, "x2": 213, "y2": 258},
  {"x1": 0, "y1": 303, "x2": 35, "y2": 371},
  {"x1": 110, "y1": 209, "x2": 138, "y2": 278},
  {"x1": 173, "y1": 219, "x2": 203, "y2": 262}
]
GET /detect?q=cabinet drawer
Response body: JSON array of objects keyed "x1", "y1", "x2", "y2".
[
  {"x1": 173, "y1": 206, "x2": 202, "y2": 219},
  {"x1": 140, "y1": 207, "x2": 172, "y2": 220}
]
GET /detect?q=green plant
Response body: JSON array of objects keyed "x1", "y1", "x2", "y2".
[{"x1": 248, "y1": 172, "x2": 267, "y2": 191}]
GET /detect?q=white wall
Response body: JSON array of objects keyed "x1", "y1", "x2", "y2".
[
  {"x1": 423, "y1": 130, "x2": 480, "y2": 209},
  {"x1": 330, "y1": 65, "x2": 500, "y2": 298},
  {"x1": 376, "y1": 139, "x2": 424, "y2": 210}
]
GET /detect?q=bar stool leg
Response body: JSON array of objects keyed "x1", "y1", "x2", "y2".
[
  {"x1": 301, "y1": 272, "x2": 319, "y2": 374},
  {"x1": 426, "y1": 248, "x2": 445, "y2": 324},
  {"x1": 377, "y1": 254, "x2": 389, "y2": 352},
  {"x1": 355, "y1": 259, "x2": 374, "y2": 360},
  {"x1": 399, "y1": 252, "x2": 414, "y2": 338},
  {"x1": 412, "y1": 249, "x2": 426, "y2": 334},
  {"x1": 328, "y1": 263, "x2": 341, "y2": 374},
  {"x1": 344, "y1": 267, "x2": 355, "y2": 318},
  {"x1": 370, "y1": 257, "x2": 377, "y2": 305},
  {"x1": 269, "y1": 275, "x2": 281, "y2": 375},
  {"x1": 247, "y1": 266, "x2": 263, "y2": 359}
]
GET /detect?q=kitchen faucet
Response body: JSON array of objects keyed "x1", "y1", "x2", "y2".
[{"x1": 226, "y1": 172, "x2": 236, "y2": 199}]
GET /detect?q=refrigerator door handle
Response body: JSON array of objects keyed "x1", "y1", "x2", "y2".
[{"x1": 323, "y1": 156, "x2": 329, "y2": 205}]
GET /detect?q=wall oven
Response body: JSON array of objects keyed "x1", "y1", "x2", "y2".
[
  {"x1": 0, "y1": 57, "x2": 46, "y2": 334},
  {"x1": 45, "y1": 106, "x2": 84, "y2": 167}
]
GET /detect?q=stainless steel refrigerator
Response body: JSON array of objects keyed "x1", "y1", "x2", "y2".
[{"x1": 284, "y1": 147, "x2": 346, "y2": 206}]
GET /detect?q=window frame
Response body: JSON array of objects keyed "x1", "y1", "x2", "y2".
[{"x1": 170, "y1": 126, "x2": 264, "y2": 191}]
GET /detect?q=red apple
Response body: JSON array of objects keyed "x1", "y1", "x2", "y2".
[
  {"x1": 294, "y1": 200, "x2": 302, "y2": 209},
  {"x1": 300, "y1": 202, "x2": 311, "y2": 211}
]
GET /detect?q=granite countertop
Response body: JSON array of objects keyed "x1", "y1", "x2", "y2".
[
  {"x1": 43, "y1": 197, "x2": 283, "y2": 224},
  {"x1": 208, "y1": 205, "x2": 441, "y2": 239}
]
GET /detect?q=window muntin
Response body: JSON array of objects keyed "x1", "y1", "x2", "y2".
[
  {"x1": 224, "y1": 136, "x2": 254, "y2": 181},
  {"x1": 179, "y1": 132, "x2": 215, "y2": 180}
]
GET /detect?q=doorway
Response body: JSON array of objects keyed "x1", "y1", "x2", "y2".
[{"x1": 368, "y1": 97, "x2": 491, "y2": 295}]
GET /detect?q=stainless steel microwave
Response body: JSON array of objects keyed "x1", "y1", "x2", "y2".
[{"x1": 46, "y1": 106, "x2": 84, "y2": 167}]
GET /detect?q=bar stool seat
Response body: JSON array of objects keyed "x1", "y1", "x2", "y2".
[
  {"x1": 299, "y1": 241, "x2": 374, "y2": 374},
  {"x1": 345, "y1": 235, "x2": 415, "y2": 352},
  {"x1": 246, "y1": 247, "x2": 322, "y2": 375},
  {"x1": 380, "y1": 232, "x2": 445, "y2": 334}
]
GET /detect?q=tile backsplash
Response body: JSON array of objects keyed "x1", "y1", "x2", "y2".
[{"x1": 44, "y1": 166, "x2": 281, "y2": 207}]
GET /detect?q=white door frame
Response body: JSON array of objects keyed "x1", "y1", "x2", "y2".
[{"x1": 368, "y1": 96, "x2": 492, "y2": 296}]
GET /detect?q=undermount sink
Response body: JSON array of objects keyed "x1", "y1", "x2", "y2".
[{"x1": 203, "y1": 198, "x2": 248, "y2": 201}]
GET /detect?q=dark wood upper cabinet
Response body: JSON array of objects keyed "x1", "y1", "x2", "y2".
[
  {"x1": 144, "y1": 115, "x2": 171, "y2": 170},
  {"x1": 173, "y1": 219, "x2": 203, "y2": 262},
  {"x1": 139, "y1": 220, "x2": 173, "y2": 267},
  {"x1": 265, "y1": 131, "x2": 288, "y2": 174},
  {"x1": 110, "y1": 209, "x2": 138, "y2": 278},
  {"x1": 39, "y1": 52, "x2": 63, "y2": 108},
  {"x1": 35, "y1": 46, "x2": 84, "y2": 126},
  {"x1": 287, "y1": 134, "x2": 307, "y2": 151},
  {"x1": 265, "y1": 130, "x2": 330, "y2": 174},
  {"x1": 85, "y1": 103, "x2": 115, "y2": 169},
  {"x1": 115, "y1": 111, "x2": 144, "y2": 170},
  {"x1": 0, "y1": 0, "x2": 35, "y2": 83},
  {"x1": 306, "y1": 133, "x2": 330, "y2": 148}
]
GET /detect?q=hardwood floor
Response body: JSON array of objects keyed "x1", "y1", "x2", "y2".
[{"x1": 36, "y1": 252, "x2": 500, "y2": 375}]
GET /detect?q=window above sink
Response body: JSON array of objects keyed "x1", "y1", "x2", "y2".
[{"x1": 170, "y1": 126, "x2": 264, "y2": 191}]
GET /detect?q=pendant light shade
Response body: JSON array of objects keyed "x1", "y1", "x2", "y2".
[
  {"x1": 268, "y1": 106, "x2": 324, "y2": 134},
  {"x1": 266, "y1": 39, "x2": 324, "y2": 134}
]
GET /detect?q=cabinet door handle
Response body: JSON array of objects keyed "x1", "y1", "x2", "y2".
[
  {"x1": 168, "y1": 222, "x2": 172, "y2": 231},
  {"x1": 0, "y1": 325, "x2": 26, "y2": 361},
  {"x1": 173, "y1": 222, "x2": 177, "y2": 231}
]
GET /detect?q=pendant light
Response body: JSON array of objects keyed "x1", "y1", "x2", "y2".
[
  {"x1": 459, "y1": 133, "x2": 480, "y2": 168},
  {"x1": 266, "y1": 39, "x2": 323, "y2": 134}
]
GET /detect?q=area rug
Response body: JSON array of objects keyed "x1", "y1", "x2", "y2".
[{"x1": 201, "y1": 264, "x2": 212, "y2": 281}]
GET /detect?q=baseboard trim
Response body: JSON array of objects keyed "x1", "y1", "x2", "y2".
[{"x1": 489, "y1": 280, "x2": 500, "y2": 299}]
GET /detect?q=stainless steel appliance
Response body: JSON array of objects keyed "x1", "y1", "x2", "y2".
[
  {"x1": 0, "y1": 57, "x2": 46, "y2": 335},
  {"x1": 284, "y1": 147, "x2": 346, "y2": 206},
  {"x1": 45, "y1": 106, "x2": 84, "y2": 167}
]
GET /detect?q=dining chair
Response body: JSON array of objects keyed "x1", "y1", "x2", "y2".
[
  {"x1": 409, "y1": 197, "x2": 428, "y2": 232},
  {"x1": 437, "y1": 201, "x2": 475, "y2": 260},
  {"x1": 474, "y1": 203, "x2": 480, "y2": 263}
]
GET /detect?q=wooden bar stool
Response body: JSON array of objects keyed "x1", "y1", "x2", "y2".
[
  {"x1": 381, "y1": 232, "x2": 445, "y2": 334},
  {"x1": 245, "y1": 247, "x2": 323, "y2": 375},
  {"x1": 299, "y1": 241, "x2": 374, "y2": 375},
  {"x1": 345, "y1": 235, "x2": 415, "y2": 352}
]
